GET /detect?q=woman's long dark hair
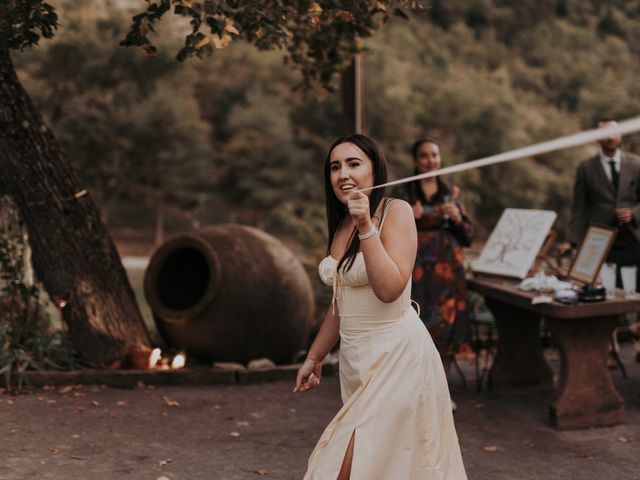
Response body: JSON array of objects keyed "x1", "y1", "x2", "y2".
[{"x1": 324, "y1": 134, "x2": 388, "y2": 272}]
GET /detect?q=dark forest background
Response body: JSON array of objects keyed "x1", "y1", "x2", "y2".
[{"x1": 14, "y1": 0, "x2": 640, "y2": 264}]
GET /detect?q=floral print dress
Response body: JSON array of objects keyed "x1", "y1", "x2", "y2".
[{"x1": 402, "y1": 179, "x2": 473, "y2": 356}]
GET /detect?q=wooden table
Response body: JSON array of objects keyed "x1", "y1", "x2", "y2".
[{"x1": 468, "y1": 275, "x2": 640, "y2": 430}]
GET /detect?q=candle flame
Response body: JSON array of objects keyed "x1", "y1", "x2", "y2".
[
  {"x1": 149, "y1": 348, "x2": 162, "y2": 369},
  {"x1": 171, "y1": 353, "x2": 186, "y2": 369}
]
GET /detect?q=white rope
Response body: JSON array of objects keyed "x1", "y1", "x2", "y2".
[{"x1": 361, "y1": 116, "x2": 640, "y2": 192}]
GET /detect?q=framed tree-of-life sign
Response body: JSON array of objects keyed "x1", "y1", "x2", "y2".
[{"x1": 472, "y1": 209, "x2": 557, "y2": 279}]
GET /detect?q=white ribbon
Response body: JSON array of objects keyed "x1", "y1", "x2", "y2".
[{"x1": 360, "y1": 116, "x2": 640, "y2": 192}]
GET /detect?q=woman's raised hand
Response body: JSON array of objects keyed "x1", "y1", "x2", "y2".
[
  {"x1": 294, "y1": 358, "x2": 322, "y2": 393},
  {"x1": 347, "y1": 191, "x2": 372, "y2": 230},
  {"x1": 440, "y1": 202, "x2": 462, "y2": 224}
]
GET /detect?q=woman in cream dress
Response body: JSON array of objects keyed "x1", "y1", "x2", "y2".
[{"x1": 295, "y1": 134, "x2": 467, "y2": 479}]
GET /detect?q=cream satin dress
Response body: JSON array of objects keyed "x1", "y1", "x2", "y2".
[{"x1": 304, "y1": 204, "x2": 467, "y2": 480}]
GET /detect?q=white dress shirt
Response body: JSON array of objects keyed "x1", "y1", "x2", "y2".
[{"x1": 599, "y1": 149, "x2": 621, "y2": 182}]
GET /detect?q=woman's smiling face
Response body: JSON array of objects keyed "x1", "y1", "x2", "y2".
[
  {"x1": 414, "y1": 141, "x2": 441, "y2": 174},
  {"x1": 329, "y1": 142, "x2": 374, "y2": 204}
]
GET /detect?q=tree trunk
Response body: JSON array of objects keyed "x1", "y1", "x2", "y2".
[
  {"x1": 0, "y1": 47, "x2": 150, "y2": 366},
  {"x1": 341, "y1": 55, "x2": 364, "y2": 134}
]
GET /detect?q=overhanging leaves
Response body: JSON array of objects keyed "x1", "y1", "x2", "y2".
[
  {"x1": 120, "y1": 1, "x2": 421, "y2": 91},
  {"x1": 3, "y1": 1, "x2": 59, "y2": 50}
]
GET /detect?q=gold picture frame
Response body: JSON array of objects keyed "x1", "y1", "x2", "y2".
[{"x1": 568, "y1": 224, "x2": 618, "y2": 285}]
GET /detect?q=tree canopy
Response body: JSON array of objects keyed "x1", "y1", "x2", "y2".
[
  {"x1": 120, "y1": 0, "x2": 420, "y2": 91},
  {"x1": 5, "y1": 1, "x2": 420, "y2": 91},
  {"x1": 2, "y1": 1, "x2": 58, "y2": 49}
]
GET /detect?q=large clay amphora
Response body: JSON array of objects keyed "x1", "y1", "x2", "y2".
[{"x1": 144, "y1": 225, "x2": 314, "y2": 364}]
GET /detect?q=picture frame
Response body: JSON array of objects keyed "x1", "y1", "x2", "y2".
[
  {"x1": 471, "y1": 208, "x2": 557, "y2": 279},
  {"x1": 568, "y1": 224, "x2": 617, "y2": 285}
]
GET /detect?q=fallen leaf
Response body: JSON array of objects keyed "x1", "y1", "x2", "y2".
[
  {"x1": 71, "y1": 434, "x2": 81, "y2": 439},
  {"x1": 617, "y1": 436, "x2": 632, "y2": 443},
  {"x1": 158, "y1": 458, "x2": 173, "y2": 467},
  {"x1": 255, "y1": 469, "x2": 269, "y2": 476},
  {"x1": 90, "y1": 401, "x2": 100, "y2": 407},
  {"x1": 163, "y1": 396, "x2": 180, "y2": 407},
  {"x1": 73, "y1": 392, "x2": 86, "y2": 398},
  {"x1": 230, "y1": 432, "x2": 240, "y2": 437},
  {"x1": 236, "y1": 421, "x2": 250, "y2": 427},
  {"x1": 59, "y1": 386, "x2": 74, "y2": 394},
  {"x1": 117, "y1": 401, "x2": 128, "y2": 406},
  {"x1": 157, "y1": 476, "x2": 171, "y2": 480},
  {"x1": 70, "y1": 455, "x2": 87, "y2": 460},
  {"x1": 74, "y1": 406, "x2": 86, "y2": 413},
  {"x1": 213, "y1": 404, "x2": 222, "y2": 410},
  {"x1": 49, "y1": 448, "x2": 60, "y2": 454},
  {"x1": 483, "y1": 445, "x2": 499, "y2": 452},
  {"x1": 250, "y1": 411, "x2": 265, "y2": 419}
]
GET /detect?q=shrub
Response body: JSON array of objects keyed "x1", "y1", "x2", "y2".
[{"x1": 0, "y1": 204, "x2": 78, "y2": 391}]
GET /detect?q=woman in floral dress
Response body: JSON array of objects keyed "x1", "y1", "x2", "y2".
[{"x1": 404, "y1": 138, "x2": 473, "y2": 379}]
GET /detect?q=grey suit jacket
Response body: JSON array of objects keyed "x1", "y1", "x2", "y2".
[{"x1": 569, "y1": 152, "x2": 640, "y2": 246}]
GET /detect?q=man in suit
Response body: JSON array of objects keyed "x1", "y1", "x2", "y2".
[
  {"x1": 559, "y1": 118, "x2": 640, "y2": 361},
  {"x1": 559, "y1": 118, "x2": 640, "y2": 281}
]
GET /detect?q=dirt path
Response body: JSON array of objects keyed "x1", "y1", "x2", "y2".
[{"x1": 2, "y1": 348, "x2": 640, "y2": 479}]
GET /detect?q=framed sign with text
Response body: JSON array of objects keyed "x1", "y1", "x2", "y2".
[{"x1": 568, "y1": 224, "x2": 617, "y2": 284}]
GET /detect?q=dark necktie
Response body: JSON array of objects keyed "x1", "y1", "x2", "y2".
[{"x1": 609, "y1": 159, "x2": 619, "y2": 190}]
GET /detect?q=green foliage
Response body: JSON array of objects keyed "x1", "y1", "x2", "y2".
[
  {"x1": 0, "y1": 208, "x2": 78, "y2": 391},
  {"x1": 120, "y1": 0, "x2": 417, "y2": 91},
  {"x1": 2, "y1": 0, "x2": 58, "y2": 49},
  {"x1": 363, "y1": 8, "x2": 640, "y2": 236},
  {"x1": 11, "y1": 1, "x2": 640, "y2": 274},
  {"x1": 15, "y1": 1, "x2": 214, "y2": 226},
  {"x1": 14, "y1": 0, "x2": 640, "y2": 246}
]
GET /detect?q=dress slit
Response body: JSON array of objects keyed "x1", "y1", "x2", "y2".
[{"x1": 337, "y1": 429, "x2": 356, "y2": 480}]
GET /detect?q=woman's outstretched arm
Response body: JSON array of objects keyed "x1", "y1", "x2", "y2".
[{"x1": 294, "y1": 304, "x2": 340, "y2": 393}]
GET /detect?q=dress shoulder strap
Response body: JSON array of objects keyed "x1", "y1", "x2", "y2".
[{"x1": 378, "y1": 198, "x2": 396, "y2": 233}]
